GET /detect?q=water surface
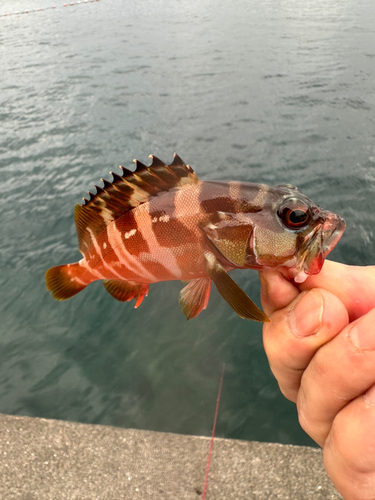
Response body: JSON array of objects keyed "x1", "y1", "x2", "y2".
[{"x1": 1, "y1": 0, "x2": 375, "y2": 446}]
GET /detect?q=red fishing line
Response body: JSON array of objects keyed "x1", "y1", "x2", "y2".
[{"x1": 202, "y1": 363, "x2": 225, "y2": 500}]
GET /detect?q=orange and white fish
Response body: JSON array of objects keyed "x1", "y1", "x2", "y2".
[{"x1": 46, "y1": 154, "x2": 345, "y2": 321}]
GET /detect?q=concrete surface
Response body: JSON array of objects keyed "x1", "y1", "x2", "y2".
[{"x1": 0, "y1": 413, "x2": 342, "y2": 500}]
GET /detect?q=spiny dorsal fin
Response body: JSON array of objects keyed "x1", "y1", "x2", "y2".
[{"x1": 74, "y1": 154, "x2": 198, "y2": 255}]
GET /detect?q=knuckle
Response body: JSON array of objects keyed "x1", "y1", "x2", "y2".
[
  {"x1": 296, "y1": 387, "x2": 327, "y2": 446},
  {"x1": 279, "y1": 383, "x2": 297, "y2": 403}
]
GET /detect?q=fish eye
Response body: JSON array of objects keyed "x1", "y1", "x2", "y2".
[{"x1": 277, "y1": 199, "x2": 311, "y2": 229}]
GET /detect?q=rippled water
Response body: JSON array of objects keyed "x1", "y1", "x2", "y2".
[{"x1": 1, "y1": 0, "x2": 375, "y2": 447}]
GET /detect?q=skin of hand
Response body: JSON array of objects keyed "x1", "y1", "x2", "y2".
[{"x1": 259, "y1": 260, "x2": 375, "y2": 500}]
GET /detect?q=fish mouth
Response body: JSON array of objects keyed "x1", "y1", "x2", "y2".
[
  {"x1": 320, "y1": 214, "x2": 346, "y2": 257},
  {"x1": 291, "y1": 213, "x2": 346, "y2": 283},
  {"x1": 321, "y1": 214, "x2": 346, "y2": 259}
]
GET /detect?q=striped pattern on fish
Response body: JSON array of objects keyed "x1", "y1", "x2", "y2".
[{"x1": 46, "y1": 154, "x2": 346, "y2": 321}]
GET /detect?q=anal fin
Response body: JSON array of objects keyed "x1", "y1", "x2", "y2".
[
  {"x1": 179, "y1": 278, "x2": 212, "y2": 320},
  {"x1": 103, "y1": 280, "x2": 149, "y2": 308},
  {"x1": 204, "y1": 252, "x2": 269, "y2": 322}
]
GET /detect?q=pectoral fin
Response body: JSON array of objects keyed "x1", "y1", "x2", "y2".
[
  {"x1": 179, "y1": 278, "x2": 212, "y2": 320},
  {"x1": 103, "y1": 280, "x2": 149, "y2": 308},
  {"x1": 204, "y1": 252, "x2": 269, "y2": 322}
]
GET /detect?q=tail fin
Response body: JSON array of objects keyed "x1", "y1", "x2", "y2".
[{"x1": 45, "y1": 263, "x2": 87, "y2": 300}]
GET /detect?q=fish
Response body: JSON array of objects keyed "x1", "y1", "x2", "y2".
[{"x1": 45, "y1": 154, "x2": 346, "y2": 321}]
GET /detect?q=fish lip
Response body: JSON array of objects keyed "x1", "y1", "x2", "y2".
[
  {"x1": 320, "y1": 214, "x2": 346, "y2": 257},
  {"x1": 292, "y1": 213, "x2": 346, "y2": 279}
]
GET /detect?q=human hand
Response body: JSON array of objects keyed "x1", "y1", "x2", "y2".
[{"x1": 259, "y1": 260, "x2": 375, "y2": 500}]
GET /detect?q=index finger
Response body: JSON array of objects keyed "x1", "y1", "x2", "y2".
[
  {"x1": 299, "y1": 260, "x2": 375, "y2": 322},
  {"x1": 259, "y1": 260, "x2": 375, "y2": 321},
  {"x1": 259, "y1": 269, "x2": 299, "y2": 317}
]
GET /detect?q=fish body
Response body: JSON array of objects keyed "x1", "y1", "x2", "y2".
[{"x1": 46, "y1": 155, "x2": 345, "y2": 320}]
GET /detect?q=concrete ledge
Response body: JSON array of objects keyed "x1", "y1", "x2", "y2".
[{"x1": 0, "y1": 413, "x2": 342, "y2": 499}]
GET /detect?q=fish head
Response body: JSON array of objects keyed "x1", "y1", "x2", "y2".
[
  {"x1": 202, "y1": 182, "x2": 345, "y2": 281},
  {"x1": 244, "y1": 184, "x2": 346, "y2": 282}
]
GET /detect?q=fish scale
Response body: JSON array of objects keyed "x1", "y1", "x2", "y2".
[{"x1": 46, "y1": 154, "x2": 345, "y2": 321}]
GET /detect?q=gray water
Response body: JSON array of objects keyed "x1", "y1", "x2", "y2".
[{"x1": 1, "y1": 0, "x2": 374, "y2": 447}]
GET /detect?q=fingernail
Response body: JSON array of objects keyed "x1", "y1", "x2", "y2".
[
  {"x1": 349, "y1": 321, "x2": 375, "y2": 351},
  {"x1": 363, "y1": 384, "x2": 375, "y2": 406},
  {"x1": 288, "y1": 289, "x2": 324, "y2": 338}
]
